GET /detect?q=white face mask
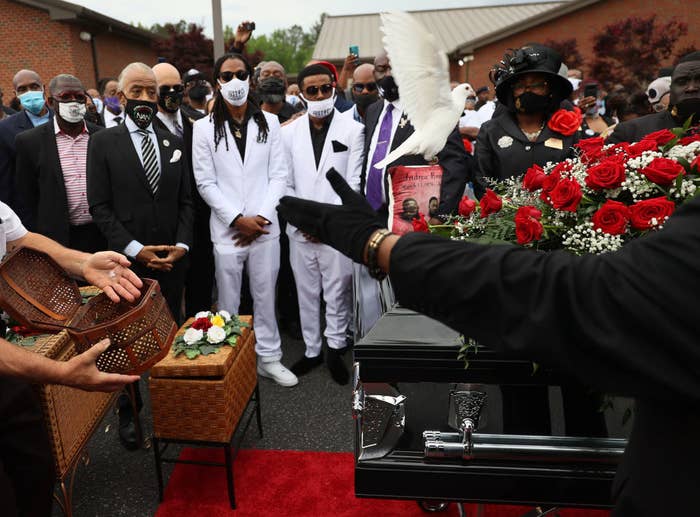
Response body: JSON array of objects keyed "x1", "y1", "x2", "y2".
[
  {"x1": 218, "y1": 77, "x2": 249, "y2": 106},
  {"x1": 302, "y1": 94, "x2": 335, "y2": 119},
  {"x1": 58, "y1": 102, "x2": 86, "y2": 124}
]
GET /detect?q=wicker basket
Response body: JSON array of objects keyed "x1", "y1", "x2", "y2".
[
  {"x1": 150, "y1": 316, "x2": 256, "y2": 443},
  {"x1": 0, "y1": 247, "x2": 176, "y2": 375}
]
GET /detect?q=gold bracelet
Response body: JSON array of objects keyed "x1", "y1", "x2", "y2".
[{"x1": 367, "y1": 229, "x2": 393, "y2": 280}]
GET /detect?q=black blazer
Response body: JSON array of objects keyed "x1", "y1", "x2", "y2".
[
  {"x1": 86, "y1": 123, "x2": 193, "y2": 253},
  {"x1": 389, "y1": 194, "x2": 700, "y2": 515},
  {"x1": 360, "y1": 99, "x2": 474, "y2": 216},
  {"x1": 15, "y1": 121, "x2": 102, "y2": 243},
  {"x1": 607, "y1": 110, "x2": 677, "y2": 144}
]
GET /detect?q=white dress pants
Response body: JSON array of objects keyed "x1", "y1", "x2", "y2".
[
  {"x1": 289, "y1": 239, "x2": 352, "y2": 357},
  {"x1": 214, "y1": 238, "x2": 282, "y2": 361}
]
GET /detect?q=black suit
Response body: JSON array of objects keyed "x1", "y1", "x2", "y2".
[
  {"x1": 389, "y1": 193, "x2": 700, "y2": 516},
  {"x1": 15, "y1": 121, "x2": 105, "y2": 251},
  {"x1": 607, "y1": 110, "x2": 676, "y2": 143},
  {"x1": 360, "y1": 99, "x2": 474, "y2": 218},
  {"x1": 153, "y1": 109, "x2": 214, "y2": 317},
  {"x1": 87, "y1": 123, "x2": 193, "y2": 317}
]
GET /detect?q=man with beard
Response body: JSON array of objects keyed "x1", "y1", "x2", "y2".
[
  {"x1": 87, "y1": 62, "x2": 193, "y2": 450},
  {"x1": 608, "y1": 51, "x2": 700, "y2": 143},
  {"x1": 342, "y1": 63, "x2": 378, "y2": 124},
  {"x1": 258, "y1": 61, "x2": 303, "y2": 123}
]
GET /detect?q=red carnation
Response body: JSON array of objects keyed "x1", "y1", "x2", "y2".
[
  {"x1": 479, "y1": 189, "x2": 502, "y2": 218},
  {"x1": 591, "y1": 200, "x2": 630, "y2": 235},
  {"x1": 576, "y1": 137, "x2": 605, "y2": 163},
  {"x1": 629, "y1": 138, "x2": 659, "y2": 157},
  {"x1": 522, "y1": 164, "x2": 546, "y2": 191},
  {"x1": 549, "y1": 178, "x2": 583, "y2": 212},
  {"x1": 191, "y1": 317, "x2": 213, "y2": 331},
  {"x1": 643, "y1": 129, "x2": 676, "y2": 146},
  {"x1": 641, "y1": 157, "x2": 685, "y2": 185},
  {"x1": 411, "y1": 213, "x2": 429, "y2": 233},
  {"x1": 458, "y1": 196, "x2": 477, "y2": 217},
  {"x1": 548, "y1": 108, "x2": 582, "y2": 136},
  {"x1": 585, "y1": 158, "x2": 626, "y2": 190},
  {"x1": 629, "y1": 197, "x2": 676, "y2": 230},
  {"x1": 514, "y1": 205, "x2": 544, "y2": 244}
]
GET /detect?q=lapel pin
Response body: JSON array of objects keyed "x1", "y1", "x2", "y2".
[
  {"x1": 163, "y1": 139, "x2": 170, "y2": 147},
  {"x1": 399, "y1": 115, "x2": 408, "y2": 129}
]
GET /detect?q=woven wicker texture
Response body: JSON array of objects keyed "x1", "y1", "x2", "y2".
[
  {"x1": 150, "y1": 328, "x2": 257, "y2": 443},
  {"x1": 25, "y1": 331, "x2": 117, "y2": 478},
  {"x1": 151, "y1": 315, "x2": 254, "y2": 378}
]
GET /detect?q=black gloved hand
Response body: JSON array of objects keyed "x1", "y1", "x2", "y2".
[{"x1": 277, "y1": 168, "x2": 386, "y2": 263}]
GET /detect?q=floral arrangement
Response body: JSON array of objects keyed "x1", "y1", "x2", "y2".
[
  {"x1": 423, "y1": 121, "x2": 700, "y2": 255},
  {"x1": 172, "y1": 310, "x2": 249, "y2": 359}
]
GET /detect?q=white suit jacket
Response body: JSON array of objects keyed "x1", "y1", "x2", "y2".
[
  {"x1": 192, "y1": 111, "x2": 288, "y2": 249},
  {"x1": 282, "y1": 110, "x2": 364, "y2": 242}
]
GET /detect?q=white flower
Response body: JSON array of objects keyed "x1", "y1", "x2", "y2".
[
  {"x1": 183, "y1": 327, "x2": 203, "y2": 345},
  {"x1": 206, "y1": 325, "x2": 226, "y2": 344},
  {"x1": 195, "y1": 311, "x2": 211, "y2": 319},
  {"x1": 217, "y1": 310, "x2": 231, "y2": 322}
]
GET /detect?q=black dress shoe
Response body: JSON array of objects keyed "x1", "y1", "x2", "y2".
[
  {"x1": 290, "y1": 354, "x2": 323, "y2": 376},
  {"x1": 326, "y1": 348, "x2": 350, "y2": 385},
  {"x1": 118, "y1": 414, "x2": 140, "y2": 451}
]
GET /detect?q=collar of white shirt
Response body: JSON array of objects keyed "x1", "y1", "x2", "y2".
[
  {"x1": 156, "y1": 109, "x2": 183, "y2": 134},
  {"x1": 124, "y1": 115, "x2": 154, "y2": 136}
]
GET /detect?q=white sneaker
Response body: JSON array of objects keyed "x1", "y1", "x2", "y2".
[{"x1": 257, "y1": 360, "x2": 299, "y2": 387}]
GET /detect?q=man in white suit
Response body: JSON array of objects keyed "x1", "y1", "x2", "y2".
[
  {"x1": 192, "y1": 53, "x2": 297, "y2": 387},
  {"x1": 282, "y1": 64, "x2": 364, "y2": 385}
]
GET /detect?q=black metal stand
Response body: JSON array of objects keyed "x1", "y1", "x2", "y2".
[{"x1": 152, "y1": 383, "x2": 263, "y2": 509}]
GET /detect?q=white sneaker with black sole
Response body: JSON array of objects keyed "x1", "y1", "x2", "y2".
[{"x1": 257, "y1": 360, "x2": 299, "y2": 387}]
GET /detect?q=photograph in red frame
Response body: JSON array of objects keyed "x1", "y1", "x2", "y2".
[{"x1": 388, "y1": 165, "x2": 443, "y2": 235}]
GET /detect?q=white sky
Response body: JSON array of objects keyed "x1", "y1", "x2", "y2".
[{"x1": 69, "y1": 0, "x2": 544, "y2": 36}]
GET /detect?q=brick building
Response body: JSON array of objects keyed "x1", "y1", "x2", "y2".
[{"x1": 0, "y1": 0, "x2": 158, "y2": 99}]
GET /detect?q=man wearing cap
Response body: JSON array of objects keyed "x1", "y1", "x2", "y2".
[
  {"x1": 608, "y1": 51, "x2": 700, "y2": 143},
  {"x1": 183, "y1": 69, "x2": 211, "y2": 115}
]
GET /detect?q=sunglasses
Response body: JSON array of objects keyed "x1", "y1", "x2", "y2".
[
  {"x1": 53, "y1": 92, "x2": 86, "y2": 103},
  {"x1": 304, "y1": 83, "x2": 334, "y2": 97},
  {"x1": 352, "y1": 82, "x2": 378, "y2": 93},
  {"x1": 159, "y1": 84, "x2": 184, "y2": 95},
  {"x1": 219, "y1": 70, "x2": 249, "y2": 83}
]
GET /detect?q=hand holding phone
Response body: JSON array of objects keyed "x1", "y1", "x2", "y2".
[{"x1": 349, "y1": 45, "x2": 360, "y2": 66}]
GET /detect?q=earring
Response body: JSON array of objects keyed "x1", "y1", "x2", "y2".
[{"x1": 515, "y1": 97, "x2": 522, "y2": 111}]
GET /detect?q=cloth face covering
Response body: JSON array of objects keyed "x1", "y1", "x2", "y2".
[
  {"x1": 514, "y1": 92, "x2": 550, "y2": 114},
  {"x1": 159, "y1": 91, "x2": 183, "y2": 113},
  {"x1": 58, "y1": 101, "x2": 86, "y2": 123},
  {"x1": 103, "y1": 96, "x2": 121, "y2": 113},
  {"x1": 377, "y1": 76, "x2": 399, "y2": 102},
  {"x1": 125, "y1": 99, "x2": 158, "y2": 129},
  {"x1": 219, "y1": 78, "x2": 249, "y2": 107},
  {"x1": 302, "y1": 94, "x2": 335, "y2": 118}
]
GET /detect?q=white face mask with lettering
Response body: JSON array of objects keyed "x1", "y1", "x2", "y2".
[
  {"x1": 302, "y1": 94, "x2": 336, "y2": 119},
  {"x1": 218, "y1": 77, "x2": 249, "y2": 107},
  {"x1": 58, "y1": 102, "x2": 86, "y2": 123}
]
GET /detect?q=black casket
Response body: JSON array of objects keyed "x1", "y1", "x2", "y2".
[{"x1": 352, "y1": 307, "x2": 627, "y2": 509}]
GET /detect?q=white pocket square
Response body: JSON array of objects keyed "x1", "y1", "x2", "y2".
[{"x1": 169, "y1": 149, "x2": 182, "y2": 163}]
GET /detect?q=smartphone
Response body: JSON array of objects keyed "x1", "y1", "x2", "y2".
[
  {"x1": 244, "y1": 22, "x2": 256, "y2": 31},
  {"x1": 583, "y1": 83, "x2": 598, "y2": 99},
  {"x1": 349, "y1": 45, "x2": 360, "y2": 65}
]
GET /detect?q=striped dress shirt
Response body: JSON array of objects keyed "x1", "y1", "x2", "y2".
[{"x1": 53, "y1": 118, "x2": 92, "y2": 225}]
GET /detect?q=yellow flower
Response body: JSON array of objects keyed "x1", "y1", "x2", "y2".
[{"x1": 210, "y1": 314, "x2": 225, "y2": 328}]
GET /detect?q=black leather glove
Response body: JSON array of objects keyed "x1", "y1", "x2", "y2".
[{"x1": 277, "y1": 168, "x2": 386, "y2": 263}]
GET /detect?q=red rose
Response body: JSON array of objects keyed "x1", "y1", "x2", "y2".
[
  {"x1": 640, "y1": 157, "x2": 685, "y2": 185},
  {"x1": 479, "y1": 189, "x2": 502, "y2": 218},
  {"x1": 191, "y1": 317, "x2": 213, "y2": 331},
  {"x1": 691, "y1": 155, "x2": 700, "y2": 172},
  {"x1": 549, "y1": 178, "x2": 582, "y2": 212},
  {"x1": 605, "y1": 142, "x2": 631, "y2": 157},
  {"x1": 629, "y1": 197, "x2": 676, "y2": 230},
  {"x1": 514, "y1": 205, "x2": 544, "y2": 245},
  {"x1": 679, "y1": 133, "x2": 700, "y2": 146},
  {"x1": 576, "y1": 137, "x2": 605, "y2": 163},
  {"x1": 458, "y1": 196, "x2": 477, "y2": 216},
  {"x1": 522, "y1": 164, "x2": 546, "y2": 191},
  {"x1": 643, "y1": 129, "x2": 676, "y2": 146},
  {"x1": 547, "y1": 107, "x2": 582, "y2": 136},
  {"x1": 585, "y1": 158, "x2": 626, "y2": 190},
  {"x1": 629, "y1": 138, "x2": 659, "y2": 157},
  {"x1": 591, "y1": 200, "x2": 630, "y2": 235},
  {"x1": 411, "y1": 213, "x2": 429, "y2": 233},
  {"x1": 542, "y1": 170, "x2": 561, "y2": 193}
]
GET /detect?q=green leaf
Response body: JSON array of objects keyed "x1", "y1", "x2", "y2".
[
  {"x1": 226, "y1": 336, "x2": 238, "y2": 346},
  {"x1": 185, "y1": 349, "x2": 201, "y2": 359},
  {"x1": 199, "y1": 344, "x2": 218, "y2": 355}
]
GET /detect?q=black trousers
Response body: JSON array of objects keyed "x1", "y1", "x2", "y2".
[
  {"x1": 131, "y1": 258, "x2": 187, "y2": 326},
  {"x1": 0, "y1": 378, "x2": 54, "y2": 517},
  {"x1": 184, "y1": 213, "x2": 215, "y2": 318},
  {"x1": 68, "y1": 222, "x2": 107, "y2": 254}
]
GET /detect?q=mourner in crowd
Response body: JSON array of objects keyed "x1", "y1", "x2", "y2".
[
  {"x1": 258, "y1": 61, "x2": 303, "y2": 123},
  {"x1": 87, "y1": 62, "x2": 193, "y2": 450},
  {"x1": 646, "y1": 76, "x2": 672, "y2": 113},
  {"x1": 101, "y1": 78, "x2": 124, "y2": 128},
  {"x1": 343, "y1": 63, "x2": 378, "y2": 124},
  {"x1": 192, "y1": 53, "x2": 297, "y2": 387},
  {"x1": 0, "y1": 87, "x2": 16, "y2": 121},
  {"x1": 282, "y1": 63, "x2": 364, "y2": 384},
  {"x1": 183, "y1": 69, "x2": 211, "y2": 115},
  {"x1": 15, "y1": 74, "x2": 105, "y2": 252},
  {"x1": 0, "y1": 200, "x2": 141, "y2": 517}
]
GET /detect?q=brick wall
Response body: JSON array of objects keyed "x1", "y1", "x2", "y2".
[
  {"x1": 94, "y1": 32, "x2": 159, "y2": 84},
  {"x1": 466, "y1": 0, "x2": 699, "y2": 95}
]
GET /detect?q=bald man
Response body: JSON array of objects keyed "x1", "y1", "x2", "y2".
[
  {"x1": 258, "y1": 61, "x2": 303, "y2": 123},
  {"x1": 343, "y1": 63, "x2": 378, "y2": 123},
  {"x1": 152, "y1": 62, "x2": 213, "y2": 318}
]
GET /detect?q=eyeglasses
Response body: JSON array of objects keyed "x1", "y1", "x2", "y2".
[
  {"x1": 512, "y1": 81, "x2": 549, "y2": 94},
  {"x1": 159, "y1": 84, "x2": 184, "y2": 96},
  {"x1": 53, "y1": 92, "x2": 87, "y2": 103},
  {"x1": 219, "y1": 70, "x2": 249, "y2": 83},
  {"x1": 304, "y1": 83, "x2": 334, "y2": 97},
  {"x1": 352, "y1": 82, "x2": 378, "y2": 93}
]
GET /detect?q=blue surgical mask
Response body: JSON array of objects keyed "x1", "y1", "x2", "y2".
[
  {"x1": 19, "y1": 90, "x2": 45, "y2": 115},
  {"x1": 93, "y1": 97, "x2": 104, "y2": 114}
]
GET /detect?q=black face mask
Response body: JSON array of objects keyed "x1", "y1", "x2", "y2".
[
  {"x1": 159, "y1": 91, "x2": 183, "y2": 114},
  {"x1": 188, "y1": 84, "x2": 209, "y2": 102},
  {"x1": 258, "y1": 77, "x2": 286, "y2": 105},
  {"x1": 84, "y1": 110, "x2": 101, "y2": 125},
  {"x1": 353, "y1": 92, "x2": 379, "y2": 112},
  {"x1": 377, "y1": 75, "x2": 399, "y2": 102},
  {"x1": 672, "y1": 98, "x2": 700, "y2": 123},
  {"x1": 513, "y1": 92, "x2": 551, "y2": 114},
  {"x1": 125, "y1": 98, "x2": 158, "y2": 129}
]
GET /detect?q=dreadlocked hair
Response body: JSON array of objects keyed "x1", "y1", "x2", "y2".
[{"x1": 211, "y1": 53, "x2": 269, "y2": 152}]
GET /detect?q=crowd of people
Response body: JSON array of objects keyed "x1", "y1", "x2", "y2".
[{"x1": 0, "y1": 13, "x2": 699, "y2": 514}]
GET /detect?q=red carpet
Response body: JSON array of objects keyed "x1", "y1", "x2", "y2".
[{"x1": 156, "y1": 448, "x2": 612, "y2": 517}]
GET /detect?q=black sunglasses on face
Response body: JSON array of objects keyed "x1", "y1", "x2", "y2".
[
  {"x1": 352, "y1": 82, "x2": 378, "y2": 93},
  {"x1": 159, "y1": 84, "x2": 184, "y2": 95},
  {"x1": 304, "y1": 84, "x2": 334, "y2": 97},
  {"x1": 219, "y1": 70, "x2": 249, "y2": 83},
  {"x1": 53, "y1": 92, "x2": 87, "y2": 103}
]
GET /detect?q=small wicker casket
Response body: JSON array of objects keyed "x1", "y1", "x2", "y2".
[{"x1": 0, "y1": 247, "x2": 176, "y2": 375}]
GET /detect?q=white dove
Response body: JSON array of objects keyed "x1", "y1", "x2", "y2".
[{"x1": 374, "y1": 11, "x2": 469, "y2": 169}]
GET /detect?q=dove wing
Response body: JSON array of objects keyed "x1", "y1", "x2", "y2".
[{"x1": 380, "y1": 11, "x2": 454, "y2": 132}]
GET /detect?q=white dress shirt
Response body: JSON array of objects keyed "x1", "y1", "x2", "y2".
[
  {"x1": 103, "y1": 107, "x2": 125, "y2": 128},
  {"x1": 156, "y1": 110, "x2": 184, "y2": 137}
]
